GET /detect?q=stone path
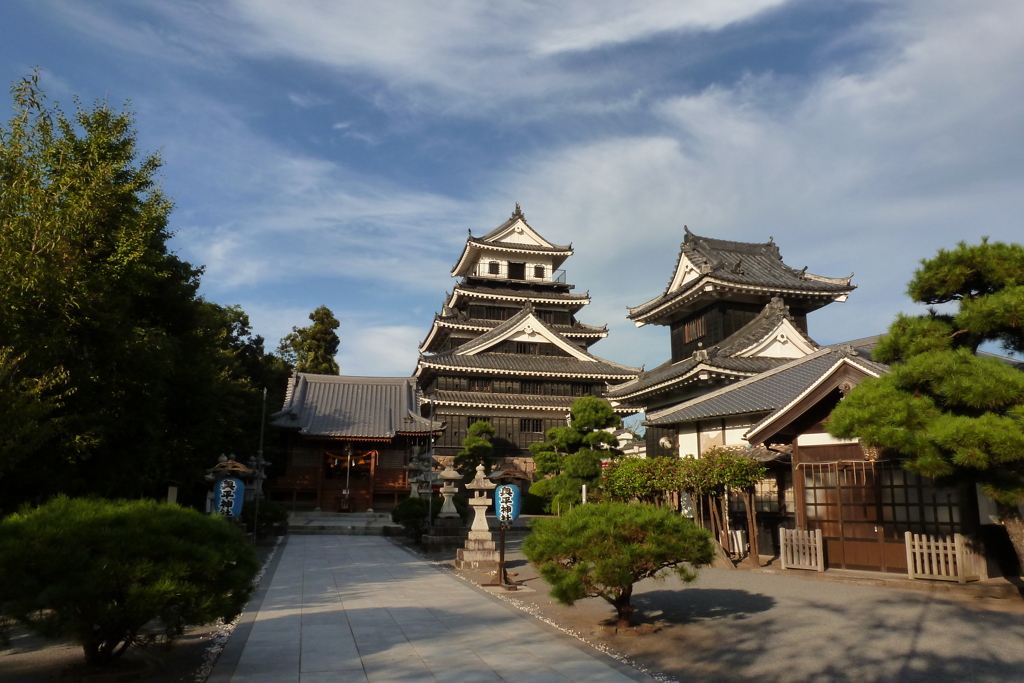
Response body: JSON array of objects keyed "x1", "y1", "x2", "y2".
[{"x1": 213, "y1": 535, "x2": 651, "y2": 683}]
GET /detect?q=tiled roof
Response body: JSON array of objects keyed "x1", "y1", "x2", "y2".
[
  {"x1": 452, "y1": 284, "x2": 590, "y2": 303},
  {"x1": 606, "y1": 355, "x2": 784, "y2": 401},
  {"x1": 607, "y1": 299, "x2": 809, "y2": 401},
  {"x1": 717, "y1": 297, "x2": 818, "y2": 356},
  {"x1": 418, "y1": 352, "x2": 639, "y2": 379},
  {"x1": 644, "y1": 348, "x2": 888, "y2": 426},
  {"x1": 417, "y1": 306, "x2": 639, "y2": 380},
  {"x1": 628, "y1": 229, "x2": 855, "y2": 322},
  {"x1": 271, "y1": 374, "x2": 440, "y2": 438},
  {"x1": 430, "y1": 391, "x2": 585, "y2": 410},
  {"x1": 476, "y1": 210, "x2": 572, "y2": 251},
  {"x1": 434, "y1": 316, "x2": 607, "y2": 336}
]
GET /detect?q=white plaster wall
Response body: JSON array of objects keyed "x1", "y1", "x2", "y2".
[{"x1": 677, "y1": 427, "x2": 699, "y2": 458}]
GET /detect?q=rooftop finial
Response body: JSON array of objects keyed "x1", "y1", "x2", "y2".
[{"x1": 512, "y1": 203, "x2": 525, "y2": 221}]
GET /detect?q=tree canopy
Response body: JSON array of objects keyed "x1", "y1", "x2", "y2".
[
  {"x1": 454, "y1": 420, "x2": 495, "y2": 476},
  {"x1": 278, "y1": 305, "x2": 341, "y2": 374},
  {"x1": 0, "y1": 72, "x2": 290, "y2": 509},
  {"x1": 523, "y1": 502, "x2": 713, "y2": 628},
  {"x1": 528, "y1": 396, "x2": 621, "y2": 511},
  {"x1": 828, "y1": 239, "x2": 1024, "y2": 563},
  {"x1": 0, "y1": 496, "x2": 259, "y2": 667}
]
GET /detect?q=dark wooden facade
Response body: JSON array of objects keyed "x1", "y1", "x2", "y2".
[{"x1": 415, "y1": 207, "x2": 639, "y2": 467}]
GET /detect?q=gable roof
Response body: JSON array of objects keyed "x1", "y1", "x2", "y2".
[
  {"x1": 607, "y1": 297, "x2": 819, "y2": 402},
  {"x1": 627, "y1": 228, "x2": 855, "y2": 326},
  {"x1": 416, "y1": 307, "x2": 639, "y2": 380},
  {"x1": 271, "y1": 374, "x2": 441, "y2": 438},
  {"x1": 451, "y1": 206, "x2": 573, "y2": 277},
  {"x1": 643, "y1": 347, "x2": 887, "y2": 429}
]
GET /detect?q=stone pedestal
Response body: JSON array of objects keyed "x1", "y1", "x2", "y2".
[
  {"x1": 422, "y1": 517, "x2": 467, "y2": 549},
  {"x1": 455, "y1": 464, "x2": 499, "y2": 570}
]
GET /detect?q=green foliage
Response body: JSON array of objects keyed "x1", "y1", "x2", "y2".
[
  {"x1": 604, "y1": 457, "x2": 685, "y2": 504},
  {"x1": 391, "y1": 495, "x2": 469, "y2": 540},
  {"x1": 278, "y1": 305, "x2": 340, "y2": 374},
  {"x1": 829, "y1": 239, "x2": 1024, "y2": 564},
  {"x1": 0, "y1": 496, "x2": 259, "y2": 667},
  {"x1": 528, "y1": 397, "x2": 621, "y2": 511},
  {"x1": 522, "y1": 502, "x2": 714, "y2": 627},
  {"x1": 0, "y1": 347, "x2": 67, "y2": 479},
  {"x1": 0, "y1": 73, "x2": 290, "y2": 509},
  {"x1": 453, "y1": 421, "x2": 495, "y2": 476},
  {"x1": 241, "y1": 498, "x2": 289, "y2": 540}
]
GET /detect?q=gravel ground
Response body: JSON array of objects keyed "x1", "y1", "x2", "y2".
[{"x1": 446, "y1": 538, "x2": 1024, "y2": 683}]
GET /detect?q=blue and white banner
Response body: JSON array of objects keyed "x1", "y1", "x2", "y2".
[
  {"x1": 216, "y1": 477, "x2": 244, "y2": 517},
  {"x1": 495, "y1": 484, "x2": 520, "y2": 522}
]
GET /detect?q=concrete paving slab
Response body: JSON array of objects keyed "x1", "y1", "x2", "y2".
[{"x1": 215, "y1": 535, "x2": 655, "y2": 683}]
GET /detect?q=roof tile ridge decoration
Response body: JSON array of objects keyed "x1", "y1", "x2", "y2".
[
  {"x1": 716, "y1": 296, "x2": 819, "y2": 357},
  {"x1": 644, "y1": 346, "x2": 836, "y2": 422},
  {"x1": 476, "y1": 203, "x2": 573, "y2": 251},
  {"x1": 626, "y1": 228, "x2": 855, "y2": 320}
]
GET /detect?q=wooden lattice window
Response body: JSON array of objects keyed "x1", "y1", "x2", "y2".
[
  {"x1": 684, "y1": 314, "x2": 707, "y2": 343},
  {"x1": 520, "y1": 418, "x2": 543, "y2": 433},
  {"x1": 488, "y1": 261, "x2": 500, "y2": 275},
  {"x1": 534, "y1": 265, "x2": 545, "y2": 278}
]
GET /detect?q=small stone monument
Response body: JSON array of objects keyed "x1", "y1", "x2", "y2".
[
  {"x1": 422, "y1": 461, "x2": 467, "y2": 549},
  {"x1": 455, "y1": 463, "x2": 499, "y2": 570}
]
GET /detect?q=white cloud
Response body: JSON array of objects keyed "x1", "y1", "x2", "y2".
[
  {"x1": 484, "y1": 0, "x2": 1024, "y2": 366},
  {"x1": 335, "y1": 324, "x2": 424, "y2": 377}
]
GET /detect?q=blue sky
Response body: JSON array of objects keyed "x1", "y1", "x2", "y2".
[{"x1": 3, "y1": 1, "x2": 1023, "y2": 376}]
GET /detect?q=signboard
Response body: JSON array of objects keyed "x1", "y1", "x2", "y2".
[
  {"x1": 216, "y1": 477, "x2": 244, "y2": 518},
  {"x1": 495, "y1": 484, "x2": 520, "y2": 522}
]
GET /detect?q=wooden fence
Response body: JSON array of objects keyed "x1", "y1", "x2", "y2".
[
  {"x1": 780, "y1": 528, "x2": 824, "y2": 572},
  {"x1": 904, "y1": 532, "x2": 981, "y2": 584}
]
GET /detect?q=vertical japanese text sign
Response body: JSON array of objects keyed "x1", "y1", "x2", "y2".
[
  {"x1": 216, "y1": 477, "x2": 245, "y2": 518},
  {"x1": 495, "y1": 484, "x2": 520, "y2": 522}
]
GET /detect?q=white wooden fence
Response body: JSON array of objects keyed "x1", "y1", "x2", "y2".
[
  {"x1": 904, "y1": 532, "x2": 982, "y2": 584},
  {"x1": 780, "y1": 528, "x2": 824, "y2": 572}
]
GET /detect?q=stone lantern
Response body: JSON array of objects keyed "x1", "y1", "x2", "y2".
[
  {"x1": 456, "y1": 463, "x2": 499, "y2": 570},
  {"x1": 422, "y1": 461, "x2": 467, "y2": 549}
]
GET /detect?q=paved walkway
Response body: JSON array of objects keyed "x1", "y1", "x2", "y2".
[{"x1": 213, "y1": 535, "x2": 651, "y2": 683}]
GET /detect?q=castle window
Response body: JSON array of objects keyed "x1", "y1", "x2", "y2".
[
  {"x1": 521, "y1": 381, "x2": 542, "y2": 395},
  {"x1": 520, "y1": 418, "x2": 543, "y2": 433},
  {"x1": 488, "y1": 261, "x2": 500, "y2": 275},
  {"x1": 508, "y1": 262, "x2": 526, "y2": 280},
  {"x1": 684, "y1": 314, "x2": 707, "y2": 343},
  {"x1": 533, "y1": 265, "x2": 545, "y2": 279}
]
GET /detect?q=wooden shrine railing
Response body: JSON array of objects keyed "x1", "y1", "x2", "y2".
[
  {"x1": 905, "y1": 532, "x2": 981, "y2": 584},
  {"x1": 780, "y1": 528, "x2": 824, "y2": 572}
]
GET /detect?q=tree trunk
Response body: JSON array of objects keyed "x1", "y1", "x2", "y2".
[
  {"x1": 710, "y1": 496, "x2": 731, "y2": 555},
  {"x1": 997, "y1": 502, "x2": 1024, "y2": 570},
  {"x1": 614, "y1": 586, "x2": 634, "y2": 629},
  {"x1": 745, "y1": 490, "x2": 763, "y2": 567}
]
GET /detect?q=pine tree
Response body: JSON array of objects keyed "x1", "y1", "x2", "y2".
[
  {"x1": 528, "y1": 396, "x2": 621, "y2": 511},
  {"x1": 453, "y1": 420, "x2": 495, "y2": 476},
  {"x1": 279, "y1": 305, "x2": 341, "y2": 375},
  {"x1": 828, "y1": 239, "x2": 1024, "y2": 565}
]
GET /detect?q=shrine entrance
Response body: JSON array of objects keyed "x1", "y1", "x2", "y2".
[{"x1": 796, "y1": 447, "x2": 969, "y2": 573}]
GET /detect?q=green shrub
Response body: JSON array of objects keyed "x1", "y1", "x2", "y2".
[
  {"x1": 523, "y1": 502, "x2": 713, "y2": 628},
  {"x1": 0, "y1": 496, "x2": 259, "y2": 667},
  {"x1": 242, "y1": 498, "x2": 289, "y2": 539},
  {"x1": 391, "y1": 495, "x2": 469, "y2": 540}
]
